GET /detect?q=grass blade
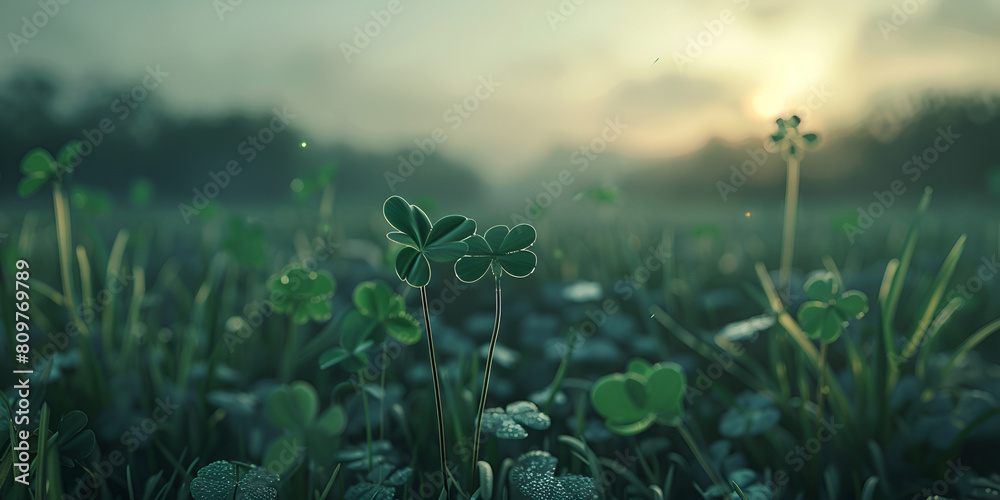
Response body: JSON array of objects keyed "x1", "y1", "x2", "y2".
[{"x1": 940, "y1": 318, "x2": 1000, "y2": 380}]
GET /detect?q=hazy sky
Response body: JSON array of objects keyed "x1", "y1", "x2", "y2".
[{"x1": 2, "y1": 0, "x2": 999, "y2": 182}]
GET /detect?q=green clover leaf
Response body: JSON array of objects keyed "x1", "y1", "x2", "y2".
[
  {"x1": 190, "y1": 461, "x2": 279, "y2": 500},
  {"x1": 769, "y1": 115, "x2": 819, "y2": 161},
  {"x1": 384, "y1": 195, "x2": 476, "y2": 287},
  {"x1": 263, "y1": 381, "x2": 347, "y2": 473},
  {"x1": 351, "y1": 280, "x2": 420, "y2": 344},
  {"x1": 266, "y1": 264, "x2": 336, "y2": 324},
  {"x1": 345, "y1": 464, "x2": 413, "y2": 500},
  {"x1": 455, "y1": 224, "x2": 537, "y2": 283},
  {"x1": 17, "y1": 142, "x2": 80, "y2": 197},
  {"x1": 47, "y1": 410, "x2": 96, "y2": 468},
  {"x1": 478, "y1": 401, "x2": 551, "y2": 440},
  {"x1": 590, "y1": 359, "x2": 686, "y2": 435},
  {"x1": 796, "y1": 273, "x2": 869, "y2": 343},
  {"x1": 319, "y1": 281, "x2": 420, "y2": 372},
  {"x1": 509, "y1": 450, "x2": 597, "y2": 500}
]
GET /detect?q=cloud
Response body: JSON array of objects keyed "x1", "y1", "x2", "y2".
[{"x1": 1, "y1": 0, "x2": 998, "y2": 179}]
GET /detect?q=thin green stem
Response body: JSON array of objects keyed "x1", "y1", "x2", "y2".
[
  {"x1": 779, "y1": 156, "x2": 800, "y2": 301},
  {"x1": 472, "y1": 275, "x2": 502, "y2": 488},
  {"x1": 815, "y1": 342, "x2": 828, "y2": 431},
  {"x1": 420, "y1": 286, "x2": 449, "y2": 500},
  {"x1": 52, "y1": 182, "x2": 88, "y2": 337},
  {"x1": 379, "y1": 340, "x2": 388, "y2": 442},
  {"x1": 677, "y1": 424, "x2": 728, "y2": 495},
  {"x1": 358, "y1": 369, "x2": 374, "y2": 471}
]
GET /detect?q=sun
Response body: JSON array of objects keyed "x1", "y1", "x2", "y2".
[{"x1": 751, "y1": 89, "x2": 786, "y2": 119}]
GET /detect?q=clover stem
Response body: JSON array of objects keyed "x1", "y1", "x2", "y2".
[
  {"x1": 379, "y1": 340, "x2": 388, "y2": 442},
  {"x1": 677, "y1": 423, "x2": 728, "y2": 495},
  {"x1": 420, "y1": 286, "x2": 449, "y2": 499},
  {"x1": 358, "y1": 368, "x2": 374, "y2": 471},
  {"x1": 815, "y1": 342, "x2": 828, "y2": 435},
  {"x1": 281, "y1": 317, "x2": 297, "y2": 382},
  {"x1": 779, "y1": 156, "x2": 800, "y2": 302},
  {"x1": 471, "y1": 274, "x2": 502, "y2": 488}
]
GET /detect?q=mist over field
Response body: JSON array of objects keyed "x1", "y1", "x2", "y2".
[{"x1": 1, "y1": 2, "x2": 999, "y2": 500}]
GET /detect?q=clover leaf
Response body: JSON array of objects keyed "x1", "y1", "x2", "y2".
[
  {"x1": 263, "y1": 381, "x2": 347, "y2": 473},
  {"x1": 479, "y1": 401, "x2": 551, "y2": 440},
  {"x1": 718, "y1": 392, "x2": 781, "y2": 438},
  {"x1": 48, "y1": 410, "x2": 96, "y2": 467},
  {"x1": 351, "y1": 280, "x2": 421, "y2": 345},
  {"x1": 18, "y1": 141, "x2": 80, "y2": 197},
  {"x1": 769, "y1": 115, "x2": 818, "y2": 160},
  {"x1": 320, "y1": 280, "x2": 419, "y2": 372},
  {"x1": 384, "y1": 195, "x2": 476, "y2": 287},
  {"x1": 344, "y1": 463, "x2": 412, "y2": 500},
  {"x1": 266, "y1": 264, "x2": 336, "y2": 324},
  {"x1": 590, "y1": 359, "x2": 686, "y2": 435},
  {"x1": 190, "y1": 461, "x2": 279, "y2": 500},
  {"x1": 509, "y1": 450, "x2": 597, "y2": 500},
  {"x1": 796, "y1": 272, "x2": 869, "y2": 343},
  {"x1": 455, "y1": 224, "x2": 537, "y2": 283}
]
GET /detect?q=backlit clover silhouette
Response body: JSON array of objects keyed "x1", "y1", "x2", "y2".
[
  {"x1": 769, "y1": 115, "x2": 819, "y2": 160},
  {"x1": 454, "y1": 224, "x2": 537, "y2": 283},
  {"x1": 384, "y1": 195, "x2": 476, "y2": 287}
]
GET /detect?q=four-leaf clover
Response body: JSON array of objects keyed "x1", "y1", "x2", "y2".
[
  {"x1": 384, "y1": 195, "x2": 476, "y2": 287},
  {"x1": 455, "y1": 224, "x2": 537, "y2": 283},
  {"x1": 796, "y1": 273, "x2": 869, "y2": 343},
  {"x1": 769, "y1": 115, "x2": 819, "y2": 160}
]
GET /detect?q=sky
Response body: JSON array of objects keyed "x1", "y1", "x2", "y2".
[{"x1": 2, "y1": 0, "x2": 999, "y2": 184}]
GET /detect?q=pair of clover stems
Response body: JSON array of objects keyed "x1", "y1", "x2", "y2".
[
  {"x1": 770, "y1": 116, "x2": 819, "y2": 301},
  {"x1": 383, "y1": 196, "x2": 537, "y2": 498},
  {"x1": 454, "y1": 224, "x2": 538, "y2": 488}
]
